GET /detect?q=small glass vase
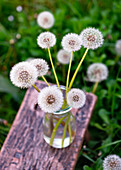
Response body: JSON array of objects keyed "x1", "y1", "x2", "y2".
[{"x1": 43, "y1": 106, "x2": 76, "y2": 148}]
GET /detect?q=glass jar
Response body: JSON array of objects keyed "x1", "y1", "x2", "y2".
[{"x1": 43, "y1": 106, "x2": 76, "y2": 148}]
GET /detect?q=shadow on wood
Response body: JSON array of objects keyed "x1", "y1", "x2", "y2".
[{"x1": 0, "y1": 81, "x2": 97, "y2": 170}]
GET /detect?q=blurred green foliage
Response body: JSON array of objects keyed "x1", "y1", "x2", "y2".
[{"x1": 0, "y1": 0, "x2": 121, "y2": 169}]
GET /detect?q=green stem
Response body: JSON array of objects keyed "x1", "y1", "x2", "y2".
[
  {"x1": 62, "y1": 52, "x2": 73, "y2": 109},
  {"x1": 41, "y1": 76, "x2": 50, "y2": 86},
  {"x1": 62, "y1": 113, "x2": 70, "y2": 148},
  {"x1": 68, "y1": 48, "x2": 89, "y2": 92},
  {"x1": 32, "y1": 84, "x2": 40, "y2": 92},
  {"x1": 48, "y1": 48, "x2": 60, "y2": 90},
  {"x1": 49, "y1": 115, "x2": 67, "y2": 146},
  {"x1": 50, "y1": 115, "x2": 54, "y2": 135},
  {"x1": 53, "y1": 117, "x2": 75, "y2": 136},
  {"x1": 68, "y1": 114, "x2": 72, "y2": 144},
  {"x1": 66, "y1": 51, "x2": 73, "y2": 95},
  {"x1": 62, "y1": 98, "x2": 67, "y2": 109},
  {"x1": 92, "y1": 81, "x2": 99, "y2": 94}
]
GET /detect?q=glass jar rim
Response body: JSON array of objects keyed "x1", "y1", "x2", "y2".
[
  {"x1": 53, "y1": 105, "x2": 72, "y2": 115},
  {"x1": 54, "y1": 85, "x2": 66, "y2": 90}
]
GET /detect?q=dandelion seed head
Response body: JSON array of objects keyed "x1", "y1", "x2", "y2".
[
  {"x1": 9, "y1": 39, "x2": 15, "y2": 45},
  {"x1": 16, "y1": 6, "x2": 23, "y2": 12},
  {"x1": 25, "y1": 58, "x2": 34, "y2": 62},
  {"x1": 87, "y1": 63, "x2": 108, "y2": 82},
  {"x1": 57, "y1": 49, "x2": 72, "y2": 64},
  {"x1": 37, "y1": 11, "x2": 54, "y2": 29},
  {"x1": 10, "y1": 62, "x2": 38, "y2": 88},
  {"x1": 115, "y1": 40, "x2": 121, "y2": 56},
  {"x1": 8, "y1": 15, "x2": 14, "y2": 22},
  {"x1": 38, "y1": 86, "x2": 63, "y2": 113},
  {"x1": 30, "y1": 59, "x2": 49, "y2": 77},
  {"x1": 80, "y1": 27, "x2": 103, "y2": 49},
  {"x1": 103, "y1": 155, "x2": 121, "y2": 170},
  {"x1": 67, "y1": 88, "x2": 86, "y2": 108},
  {"x1": 16, "y1": 33, "x2": 21, "y2": 39},
  {"x1": 61, "y1": 33, "x2": 81, "y2": 52},
  {"x1": 37, "y1": 32, "x2": 56, "y2": 49}
]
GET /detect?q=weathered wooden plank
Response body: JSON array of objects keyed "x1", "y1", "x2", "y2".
[{"x1": 0, "y1": 81, "x2": 97, "y2": 170}]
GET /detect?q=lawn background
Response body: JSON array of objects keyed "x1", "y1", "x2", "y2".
[{"x1": 0, "y1": 0, "x2": 121, "y2": 169}]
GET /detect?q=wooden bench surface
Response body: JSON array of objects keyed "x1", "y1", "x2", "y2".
[{"x1": 0, "y1": 81, "x2": 97, "y2": 170}]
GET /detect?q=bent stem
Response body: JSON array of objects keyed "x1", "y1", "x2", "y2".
[
  {"x1": 49, "y1": 115, "x2": 67, "y2": 146},
  {"x1": 92, "y1": 81, "x2": 99, "y2": 94},
  {"x1": 48, "y1": 48, "x2": 60, "y2": 90},
  {"x1": 68, "y1": 48, "x2": 89, "y2": 92},
  {"x1": 41, "y1": 75, "x2": 50, "y2": 86},
  {"x1": 62, "y1": 113, "x2": 71, "y2": 148},
  {"x1": 32, "y1": 84, "x2": 40, "y2": 92}
]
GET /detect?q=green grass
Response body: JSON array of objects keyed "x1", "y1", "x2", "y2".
[{"x1": 0, "y1": 0, "x2": 121, "y2": 169}]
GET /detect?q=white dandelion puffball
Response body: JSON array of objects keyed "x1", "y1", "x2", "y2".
[
  {"x1": 37, "y1": 32, "x2": 56, "y2": 49},
  {"x1": 10, "y1": 62, "x2": 38, "y2": 88},
  {"x1": 37, "y1": 11, "x2": 54, "y2": 29},
  {"x1": 30, "y1": 59, "x2": 49, "y2": 77},
  {"x1": 8, "y1": 15, "x2": 14, "y2": 22},
  {"x1": 57, "y1": 49, "x2": 72, "y2": 64},
  {"x1": 115, "y1": 40, "x2": 121, "y2": 56},
  {"x1": 26, "y1": 58, "x2": 34, "y2": 62},
  {"x1": 103, "y1": 155, "x2": 121, "y2": 170},
  {"x1": 80, "y1": 27, "x2": 103, "y2": 49},
  {"x1": 16, "y1": 33, "x2": 21, "y2": 39},
  {"x1": 61, "y1": 33, "x2": 81, "y2": 52},
  {"x1": 87, "y1": 63, "x2": 108, "y2": 82},
  {"x1": 38, "y1": 86, "x2": 63, "y2": 113},
  {"x1": 67, "y1": 88, "x2": 86, "y2": 108},
  {"x1": 16, "y1": 6, "x2": 23, "y2": 12}
]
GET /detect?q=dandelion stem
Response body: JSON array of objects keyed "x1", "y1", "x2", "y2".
[
  {"x1": 62, "y1": 98, "x2": 67, "y2": 109},
  {"x1": 62, "y1": 52, "x2": 73, "y2": 109},
  {"x1": 32, "y1": 84, "x2": 40, "y2": 92},
  {"x1": 41, "y1": 76, "x2": 50, "y2": 86},
  {"x1": 92, "y1": 81, "x2": 99, "y2": 94},
  {"x1": 49, "y1": 115, "x2": 67, "y2": 146},
  {"x1": 68, "y1": 114, "x2": 72, "y2": 144},
  {"x1": 50, "y1": 115, "x2": 54, "y2": 135},
  {"x1": 53, "y1": 117, "x2": 75, "y2": 136},
  {"x1": 48, "y1": 48, "x2": 60, "y2": 90},
  {"x1": 62, "y1": 113, "x2": 70, "y2": 148},
  {"x1": 66, "y1": 51, "x2": 73, "y2": 95},
  {"x1": 68, "y1": 48, "x2": 89, "y2": 92}
]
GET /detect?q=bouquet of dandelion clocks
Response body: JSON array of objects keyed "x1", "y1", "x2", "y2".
[{"x1": 10, "y1": 11, "x2": 104, "y2": 148}]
